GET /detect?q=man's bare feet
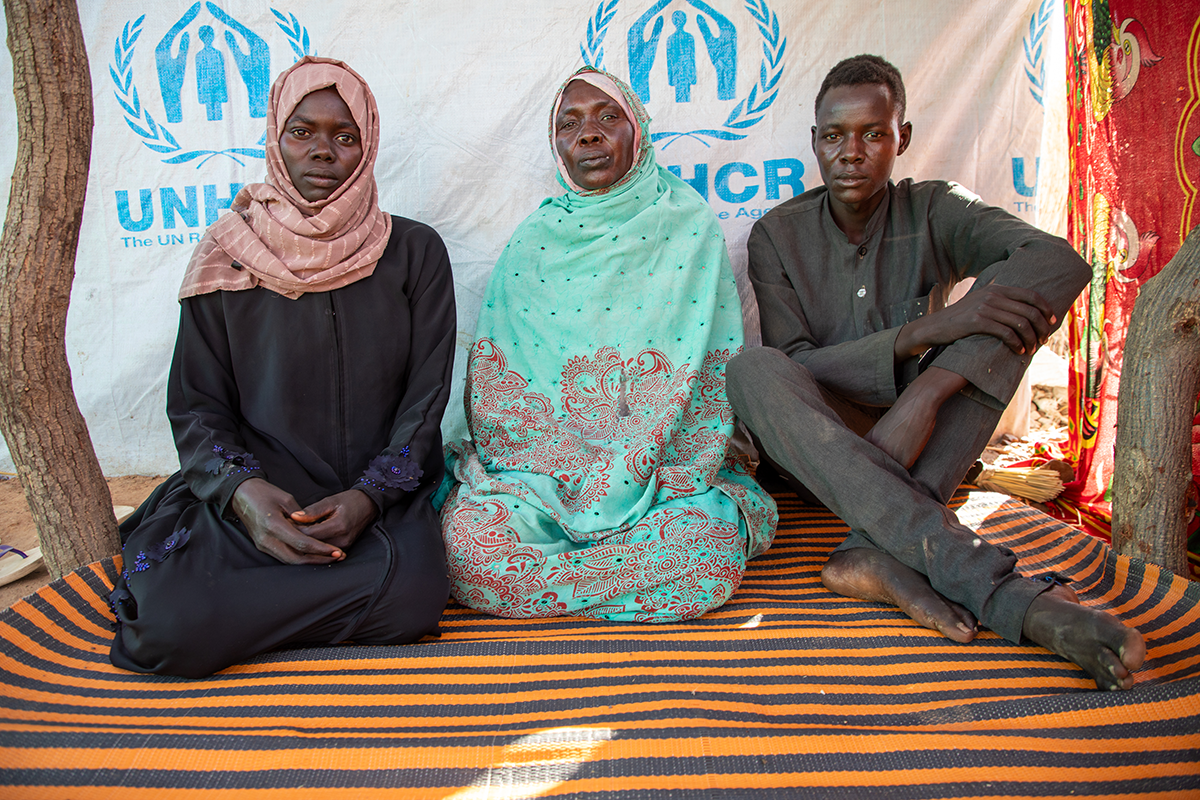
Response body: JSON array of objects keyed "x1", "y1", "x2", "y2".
[
  {"x1": 1022, "y1": 584, "x2": 1146, "y2": 690},
  {"x1": 822, "y1": 548, "x2": 977, "y2": 643}
]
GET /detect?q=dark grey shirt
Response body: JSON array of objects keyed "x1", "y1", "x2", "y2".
[{"x1": 747, "y1": 178, "x2": 1086, "y2": 410}]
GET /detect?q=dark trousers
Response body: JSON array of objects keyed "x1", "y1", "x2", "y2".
[{"x1": 726, "y1": 347, "x2": 1046, "y2": 643}]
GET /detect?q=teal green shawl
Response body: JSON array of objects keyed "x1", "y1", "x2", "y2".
[{"x1": 443, "y1": 68, "x2": 775, "y2": 621}]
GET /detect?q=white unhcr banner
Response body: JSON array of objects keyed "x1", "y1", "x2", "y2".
[{"x1": 0, "y1": 0, "x2": 1065, "y2": 475}]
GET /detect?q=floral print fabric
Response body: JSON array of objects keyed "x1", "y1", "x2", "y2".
[
  {"x1": 1059, "y1": 1, "x2": 1200, "y2": 576},
  {"x1": 440, "y1": 68, "x2": 777, "y2": 622}
]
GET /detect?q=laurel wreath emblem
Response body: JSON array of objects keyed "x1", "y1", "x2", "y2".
[
  {"x1": 580, "y1": 0, "x2": 621, "y2": 67},
  {"x1": 581, "y1": 0, "x2": 785, "y2": 147},
  {"x1": 1023, "y1": 0, "x2": 1054, "y2": 106},
  {"x1": 271, "y1": 9, "x2": 312, "y2": 60},
  {"x1": 110, "y1": 9, "x2": 313, "y2": 167}
]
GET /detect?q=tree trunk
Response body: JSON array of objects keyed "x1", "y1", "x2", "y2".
[
  {"x1": 1110, "y1": 226, "x2": 1200, "y2": 577},
  {"x1": 0, "y1": 0, "x2": 118, "y2": 578}
]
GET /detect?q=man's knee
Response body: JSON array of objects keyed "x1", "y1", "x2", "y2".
[
  {"x1": 727, "y1": 347, "x2": 819, "y2": 419},
  {"x1": 728, "y1": 345, "x2": 789, "y2": 385}
]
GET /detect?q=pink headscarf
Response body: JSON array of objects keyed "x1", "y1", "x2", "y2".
[{"x1": 178, "y1": 56, "x2": 392, "y2": 300}]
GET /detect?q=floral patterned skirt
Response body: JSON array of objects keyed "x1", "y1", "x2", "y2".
[{"x1": 440, "y1": 443, "x2": 776, "y2": 623}]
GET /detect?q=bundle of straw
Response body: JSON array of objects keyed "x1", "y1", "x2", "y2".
[{"x1": 973, "y1": 462, "x2": 1068, "y2": 503}]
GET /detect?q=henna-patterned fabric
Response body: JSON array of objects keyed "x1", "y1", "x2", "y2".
[{"x1": 440, "y1": 68, "x2": 777, "y2": 623}]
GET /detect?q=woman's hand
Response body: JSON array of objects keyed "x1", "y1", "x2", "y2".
[
  {"x1": 288, "y1": 489, "x2": 378, "y2": 552},
  {"x1": 231, "y1": 478, "x2": 346, "y2": 565}
]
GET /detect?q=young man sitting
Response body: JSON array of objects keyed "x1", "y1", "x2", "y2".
[{"x1": 726, "y1": 54, "x2": 1145, "y2": 690}]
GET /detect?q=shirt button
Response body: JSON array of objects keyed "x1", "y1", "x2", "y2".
[
  {"x1": 857, "y1": 287, "x2": 867, "y2": 298},
  {"x1": 857, "y1": 245, "x2": 868, "y2": 257}
]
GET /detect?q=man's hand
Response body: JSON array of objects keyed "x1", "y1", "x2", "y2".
[
  {"x1": 231, "y1": 478, "x2": 346, "y2": 565},
  {"x1": 895, "y1": 283, "x2": 1056, "y2": 360},
  {"x1": 288, "y1": 489, "x2": 378, "y2": 552}
]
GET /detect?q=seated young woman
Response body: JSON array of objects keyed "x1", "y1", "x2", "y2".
[
  {"x1": 440, "y1": 67, "x2": 777, "y2": 622},
  {"x1": 109, "y1": 57, "x2": 456, "y2": 678}
]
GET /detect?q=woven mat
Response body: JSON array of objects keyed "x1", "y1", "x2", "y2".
[{"x1": 2, "y1": 490, "x2": 1198, "y2": 798}]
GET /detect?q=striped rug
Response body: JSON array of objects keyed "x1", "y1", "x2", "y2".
[{"x1": 1, "y1": 490, "x2": 1198, "y2": 799}]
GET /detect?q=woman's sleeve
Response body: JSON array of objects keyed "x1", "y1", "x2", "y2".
[
  {"x1": 353, "y1": 228, "x2": 457, "y2": 512},
  {"x1": 167, "y1": 293, "x2": 267, "y2": 514}
]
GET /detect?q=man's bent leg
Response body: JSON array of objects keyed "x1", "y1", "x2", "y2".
[
  {"x1": 726, "y1": 347, "x2": 1045, "y2": 643},
  {"x1": 907, "y1": 388, "x2": 999, "y2": 504},
  {"x1": 728, "y1": 348, "x2": 1145, "y2": 688}
]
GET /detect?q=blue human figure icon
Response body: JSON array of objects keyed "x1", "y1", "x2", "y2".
[
  {"x1": 627, "y1": 0, "x2": 670, "y2": 104},
  {"x1": 195, "y1": 26, "x2": 228, "y2": 121},
  {"x1": 206, "y1": 2, "x2": 270, "y2": 118},
  {"x1": 666, "y1": 10, "x2": 697, "y2": 103},
  {"x1": 690, "y1": 0, "x2": 737, "y2": 100},
  {"x1": 155, "y1": 2, "x2": 201, "y2": 124}
]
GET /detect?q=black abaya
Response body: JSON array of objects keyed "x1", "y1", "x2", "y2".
[{"x1": 110, "y1": 217, "x2": 456, "y2": 678}]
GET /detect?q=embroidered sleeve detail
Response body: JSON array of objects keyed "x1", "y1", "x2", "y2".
[
  {"x1": 360, "y1": 449, "x2": 423, "y2": 492},
  {"x1": 146, "y1": 526, "x2": 192, "y2": 563},
  {"x1": 111, "y1": 526, "x2": 193, "y2": 616},
  {"x1": 125, "y1": 526, "x2": 192, "y2": 579},
  {"x1": 205, "y1": 445, "x2": 262, "y2": 476},
  {"x1": 108, "y1": 583, "x2": 132, "y2": 617}
]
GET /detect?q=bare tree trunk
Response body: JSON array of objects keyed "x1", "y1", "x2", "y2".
[
  {"x1": 0, "y1": 0, "x2": 118, "y2": 578},
  {"x1": 1110, "y1": 226, "x2": 1200, "y2": 577}
]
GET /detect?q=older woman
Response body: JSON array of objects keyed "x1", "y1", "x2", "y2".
[
  {"x1": 440, "y1": 67, "x2": 776, "y2": 622},
  {"x1": 109, "y1": 57, "x2": 456, "y2": 678}
]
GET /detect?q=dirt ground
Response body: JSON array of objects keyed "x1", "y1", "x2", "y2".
[
  {"x1": 1030, "y1": 385, "x2": 1069, "y2": 433},
  {"x1": 0, "y1": 475, "x2": 163, "y2": 610}
]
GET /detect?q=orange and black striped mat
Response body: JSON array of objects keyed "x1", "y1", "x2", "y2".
[{"x1": 2, "y1": 490, "x2": 1198, "y2": 799}]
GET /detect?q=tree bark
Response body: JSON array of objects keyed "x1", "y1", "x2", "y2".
[
  {"x1": 0, "y1": 0, "x2": 118, "y2": 578},
  {"x1": 1110, "y1": 226, "x2": 1200, "y2": 577}
]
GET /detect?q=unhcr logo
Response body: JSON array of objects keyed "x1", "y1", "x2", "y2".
[
  {"x1": 579, "y1": 0, "x2": 799, "y2": 212},
  {"x1": 109, "y1": 5, "x2": 313, "y2": 241},
  {"x1": 629, "y1": 0, "x2": 738, "y2": 105},
  {"x1": 581, "y1": 0, "x2": 785, "y2": 148},
  {"x1": 109, "y1": 3, "x2": 312, "y2": 167}
]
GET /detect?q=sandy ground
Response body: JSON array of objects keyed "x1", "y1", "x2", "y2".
[{"x1": 0, "y1": 475, "x2": 163, "y2": 610}]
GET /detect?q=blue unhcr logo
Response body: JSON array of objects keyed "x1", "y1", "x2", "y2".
[
  {"x1": 629, "y1": 0, "x2": 736, "y2": 104},
  {"x1": 581, "y1": 0, "x2": 785, "y2": 148},
  {"x1": 1023, "y1": 0, "x2": 1054, "y2": 107},
  {"x1": 110, "y1": 4, "x2": 313, "y2": 166}
]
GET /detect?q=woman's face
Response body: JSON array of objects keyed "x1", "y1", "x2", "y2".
[
  {"x1": 554, "y1": 80, "x2": 635, "y2": 190},
  {"x1": 279, "y1": 87, "x2": 363, "y2": 202}
]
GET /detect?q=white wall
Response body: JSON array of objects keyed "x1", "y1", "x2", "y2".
[{"x1": 0, "y1": 0, "x2": 1066, "y2": 475}]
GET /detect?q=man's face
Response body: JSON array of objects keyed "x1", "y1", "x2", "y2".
[{"x1": 811, "y1": 83, "x2": 910, "y2": 216}]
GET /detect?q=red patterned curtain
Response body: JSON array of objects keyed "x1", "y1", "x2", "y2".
[{"x1": 1061, "y1": 0, "x2": 1200, "y2": 577}]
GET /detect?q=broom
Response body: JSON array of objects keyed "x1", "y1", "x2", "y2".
[{"x1": 970, "y1": 460, "x2": 1072, "y2": 503}]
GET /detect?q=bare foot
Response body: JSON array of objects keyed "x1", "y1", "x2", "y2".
[
  {"x1": 822, "y1": 548, "x2": 977, "y2": 643},
  {"x1": 1022, "y1": 585, "x2": 1146, "y2": 690}
]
